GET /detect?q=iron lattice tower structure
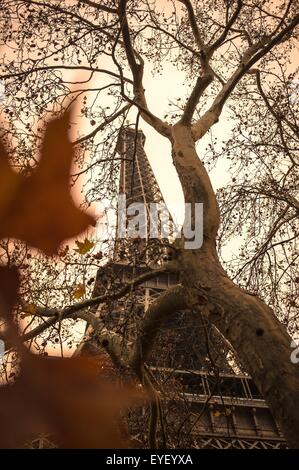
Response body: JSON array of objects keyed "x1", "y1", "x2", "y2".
[
  {"x1": 114, "y1": 127, "x2": 171, "y2": 265},
  {"x1": 106, "y1": 127, "x2": 286, "y2": 449},
  {"x1": 117, "y1": 127, "x2": 164, "y2": 210}
]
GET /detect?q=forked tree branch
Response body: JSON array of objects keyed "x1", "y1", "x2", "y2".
[
  {"x1": 209, "y1": 0, "x2": 243, "y2": 52},
  {"x1": 129, "y1": 285, "x2": 188, "y2": 371},
  {"x1": 117, "y1": 0, "x2": 171, "y2": 138},
  {"x1": 177, "y1": 0, "x2": 205, "y2": 50},
  {"x1": 80, "y1": 0, "x2": 118, "y2": 14},
  {"x1": 74, "y1": 103, "x2": 131, "y2": 145},
  {"x1": 191, "y1": 13, "x2": 299, "y2": 141}
]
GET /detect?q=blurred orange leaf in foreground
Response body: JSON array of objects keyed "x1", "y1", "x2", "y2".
[
  {"x1": 0, "y1": 266, "x2": 141, "y2": 449},
  {"x1": 0, "y1": 353, "x2": 139, "y2": 449},
  {"x1": 0, "y1": 108, "x2": 141, "y2": 449},
  {"x1": 0, "y1": 111, "x2": 95, "y2": 255}
]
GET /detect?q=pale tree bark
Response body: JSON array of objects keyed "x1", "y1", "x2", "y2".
[{"x1": 169, "y1": 121, "x2": 299, "y2": 448}]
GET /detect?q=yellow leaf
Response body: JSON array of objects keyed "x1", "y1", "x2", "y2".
[
  {"x1": 72, "y1": 284, "x2": 86, "y2": 299},
  {"x1": 23, "y1": 303, "x2": 37, "y2": 315},
  {"x1": 213, "y1": 410, "x2": 221, "y2": 418},
  {"x1": 74, "y1": 238, "x2": 95, "y2": 255}
]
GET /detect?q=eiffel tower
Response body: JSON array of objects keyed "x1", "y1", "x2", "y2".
[
  {"x1": 113, "y1": 126, "x2": 171, "y2": 265},
  {"x1": 98, "y1": 126, "x2": 287, "y2": 449}
]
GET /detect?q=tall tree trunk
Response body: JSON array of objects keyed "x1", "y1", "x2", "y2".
[{"x1": 171, "y1": 123, "x2": 299, "y2": 448}]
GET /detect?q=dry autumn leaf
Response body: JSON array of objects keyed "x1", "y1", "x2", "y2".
[
  {"x1": 0, "y1": 109, "x2": 142, "y2": 450},
  {"x1": 0, "y1": 112, "x2": 95, "y2": 255},
  {"x1": 74, "y1": 237, "x2": 95, "y2": 255},
  {"x1": 72, "y1": 283, "x2": 86, "y2": 299},
  {"x1": 23, "y1": 303, "x2": 37, "y2": 315},
  {"x1": 0, "y1": 353, "x2": 140, "y2": 449},
  {"x1": 93, "y1": 251, "x2": 103, "y2": 260},
  {"x1": 58, "y1": 244, "x2": 69, "y2": 258}
]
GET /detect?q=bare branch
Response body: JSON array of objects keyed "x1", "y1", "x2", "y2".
[
  {"x1": 117, "y1": 0, "x2": 171, "y2": 138},
  {"x1": 19, "y1": 0, "x2": 113, "y2": 30},
  {"x1": 177, "y1": 0, "x2": 205, "y2": 50},
  {"x1": 21, "y1": 268, "x2": 167, "y2": 320},
  {"x1": 192, "y1": 13, "x2": 299, "y2": 140},
  {"x1": 210, "y1": 0, "x2": 243, "y2": 52},
  {"x1": 73, "y1": 310, "x2": 131, "y2": 368},
  {"x1": 80, "y1": 0, "x2": 118, "y2": 14},
  {"x1": 251, "y1": 69, "x2": 299, "y2": 136},
  {"x1": 180, "y1": 72, "x2": 214, "y2": 125},
  {"x1": 1, "y1": 66, "x2": 133, "y2": 85},
  {"x1": 74, "y1": 103, "x2": 131, "y2": 145},
  {"x1": 178, "y1": 0, "x2": 242, "y2": 125}
]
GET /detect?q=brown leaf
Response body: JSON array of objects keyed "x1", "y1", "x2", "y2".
[
  {"x1": 0, "y1": 112, "x2": 95, "y2": 255},
  {"x1": 0, "y1": 353, "x2": 140, "y2": 448},
  {"x1": 74, "y1": 237, "x2": 95, "y2": 255},
  {"x1": 58, "y1": 244, "x2": 69, "y2": 258},
  {"x1": 72, "y1": 283, "x2": 86, "y2": 299},
  {"x1": 93, "y1": 251, "x2": 103, "y2": 260}
]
